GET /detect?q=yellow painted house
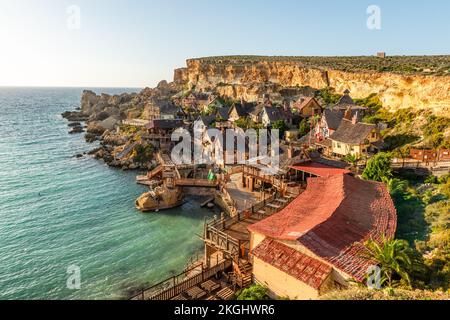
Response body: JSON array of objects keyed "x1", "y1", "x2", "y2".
[{"x1": 329, "y1": 117, "x2": 381, "y2": 157}]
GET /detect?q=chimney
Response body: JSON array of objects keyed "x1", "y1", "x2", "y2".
[
  {"x1": 344, "y1": 106, "x2": 352, "y2": 120},
  {"x1": 352, "y1": 112, "x2": 359, "y2": 125},
  {"x1": 287, "y1": 146, "x2": 294, "y2": 159}
]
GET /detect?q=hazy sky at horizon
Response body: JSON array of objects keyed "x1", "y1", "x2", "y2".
[{"x1": 1, "y1": 0, "x2": 449, "y2": 87}]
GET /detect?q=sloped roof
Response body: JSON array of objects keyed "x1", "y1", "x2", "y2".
[
  {"x1": 146, "y1": 119, "x2": 184, "y2": 129},
  {"x1": 296, "y1": 97, "x2": 322, "y2": 111},
  {"x1": 216, "y1": 106, "x2": 231, "y2": 120},
  {"x1": 160, "y1": 103, "x2": 179, "y2": 115},
  {"x1": 248, "y1": 174, "x2": 397, "y2": 282},
  {"x1": 323, "y1": 109, "x2": 346, "y2": 130},
  {"x1": 252, "y1": 238, "x2": 332, "y2": 290},
  {"x1": 330, "y1": 119, "x2": 376, "y2": 144},
  {"x1": 231, "y1": 102, "x2": 257, "y2": 117},
  {"x1": 199, "y1": 115, "x2": 216, "y2": 127},
  {"x1": 290, "y1": 162, "x2": 350, "y2": 177},
  {"x1": 336, "y1": 93, "x2": 355, "y2": 106},
  {"x1": 263, "y1": 106, "x2": 282, "y2": 122}
]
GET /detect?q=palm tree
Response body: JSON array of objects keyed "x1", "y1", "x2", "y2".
[
  {"x1": 362, "y1": 237, "x2": 412, "y2": 287},
  {"x1": 384, "y1": 178, "x2": 408, "y2": 197},
  {"x1": 344, "y1": 154, "x2": 360, "y2": 168}
]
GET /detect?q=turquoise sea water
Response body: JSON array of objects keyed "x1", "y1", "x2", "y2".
[{"x1": 0, "y1": 87, "x2": 213, "y2": 300}]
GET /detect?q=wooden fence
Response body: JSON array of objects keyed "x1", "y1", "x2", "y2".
[{"x1": 130, "y1": 259, "x2": 232, "y2": 300}]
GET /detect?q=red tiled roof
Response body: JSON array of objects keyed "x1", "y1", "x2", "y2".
[
  {"x1": 290, "y1": 162, "x2": 350, "y2": 177},
  {"x1": 252, "y1": 238, "x2": 332, "y2": 290},
  {"x1": 248, "y1": 174, "x2": 397, "y2": 282}
]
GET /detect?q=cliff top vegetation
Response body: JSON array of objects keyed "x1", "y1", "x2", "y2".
[{"x1": 191, "y1": 55, "x2": 450, "y2": 76}]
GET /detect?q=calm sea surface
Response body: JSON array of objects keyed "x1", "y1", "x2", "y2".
[{"x1": 0, "y1": 87, "x2": 212, "y2": 300}]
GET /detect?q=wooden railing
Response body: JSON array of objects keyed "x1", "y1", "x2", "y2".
[
  {"x1": 175, "y1": 178, "x2": 218, "y2": 187},
  {"x1": 207, "y1": 193, "x2": 277, "y2": 231},
  {"x1": 130, "y1": 259, "x2": 232, "y2": 300},
  {"x1": 203, "y1": 193, "x2": 278, "y2": 260},
  {"x1": 242, "y1": 166, "x2": 286, "y2": 189},
  {"x1": 204, "y1": 227, "x2": 242, "y2": 257}
]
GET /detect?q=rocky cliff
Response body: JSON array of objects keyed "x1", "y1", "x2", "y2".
[{"x1": 175, "y1": 57, "x2": 450, "y2": 116}]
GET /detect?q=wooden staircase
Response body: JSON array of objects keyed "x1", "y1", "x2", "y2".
[{"x1": 230, "y1": 259, "x2": 253, "y2": 288}]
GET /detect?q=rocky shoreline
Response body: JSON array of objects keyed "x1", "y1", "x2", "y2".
[{"x1": 62, "y1": 81, "x2": 179, "y2": 170}]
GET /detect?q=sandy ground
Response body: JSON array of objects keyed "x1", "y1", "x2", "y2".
[{"x1": 225, "y1": 173, "x2": 261, "y2": 211}]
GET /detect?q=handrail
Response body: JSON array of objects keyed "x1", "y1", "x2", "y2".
[
  {"x1": 206, "y1": 193, "x2": 277, "y2": 230},
  {"x1": 130, "y1": 259, "x2": 232, "y2": 300}
]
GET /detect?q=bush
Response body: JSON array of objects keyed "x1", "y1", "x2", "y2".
[
  {"x1": 272, "y1": 120, "x2": 288, "y2": 138},
  {"x1": 236, "y1": 285, "x2": 270, "y2": 300},
  {"x1": 321, "y1": 287, "x2": 450, "y2": 300},
  {"x1": 298, "y1": 118, "x2": 310, "y2": 137},
  {"x1": 317, "y1": 87, "x2": 341, "y2": 105},
  {"x1": 362, "y1": 152, "x2": 393, "y2": 182},
  {"x1": 132, "y1": 144, "x2": 154, "y2": 164},
  {"x1": 354, "y1": 93, "x2": 383, "y2": 111},
  {"x1": 441, "y1": 181, "x2": 450, "y2": 199}
]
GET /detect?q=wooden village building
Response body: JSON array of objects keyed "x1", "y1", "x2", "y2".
[
  {"x1": 143, "y1": 119, "x2": 184, "y2": 151},
  {"x1": 144, "y1": 100, "x2": 180, "y2": 120},
  {"x1": 293, "y1": 97, "x2": 323, "y2": 118},
  {"x1": 329, "y1": 115, "x2": 382, "y2": 157}
]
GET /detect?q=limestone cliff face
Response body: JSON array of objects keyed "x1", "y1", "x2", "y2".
[{"x1": 176, "y1": 58, "x2": 450, "y2": 116}]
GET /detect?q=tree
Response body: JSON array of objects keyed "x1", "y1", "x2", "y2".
[
  {"x1": 343, "y1": 154, "x2": 359, "y2": 167},
  {"x1": 235, "y1": 117, "x2": 250, "y2": 129},
  {"x1": 298, "y1": 118, "x2": 309, "y2": 137},
  {"x1": 236, "y1": 285, "x2": 270, "y2": 300},
  {"x1": 385, "y1": 178, "x2": 408, "y2": 197},
  {"x1": 362, "y1": 237, "x2": 412, "y2": 287},
  {"x1": 362, "y1": 152, "x2": 393, "y2": 182},
  {"x1": 272, "y1": 120, "x2": 288, "y2": 139}
]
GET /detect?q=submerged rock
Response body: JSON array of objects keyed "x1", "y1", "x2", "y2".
[
  {"x1": 62, "y1": 111, "x2": 89, "y2": 122},
  {"x1": 69, "y1": 126, "x2": 84, "y2": 134}
]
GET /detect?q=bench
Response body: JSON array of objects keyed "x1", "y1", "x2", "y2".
[
  {"x1": 186, "y1": 286, "x2": 207, "y2": 300},
  {"x1": 217, "y1": 287, "x2": 235, "y2": 300},
  {"x1": 201, "y1": 280, "x2": 221, "y2": 293}
]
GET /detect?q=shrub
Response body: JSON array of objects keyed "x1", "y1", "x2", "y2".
[
  {"x1": 362, "y1": 152, "x2": 393, "y2": 182},
  {"x1": 236, "y1": 285, "x2": 270, "y2": 300},
  {"x1": 272, "y1": 120, "x2": 288, "y2": 138},
  {"x1": 132, "y1": 144, "x2": 154, "y2": 164},
  {"x1": 298, "y1": 118, "x2": 310, "y2": 137},
  {"x1": 317, "y1": 87, "x2": 341, "y2": 105}
]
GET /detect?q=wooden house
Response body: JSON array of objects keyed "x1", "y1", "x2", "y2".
[
  {"x1": 143, "y1": 119, "x2": 184, "y2": 151},
  {"x1": 329, "y1": 115, "x2": 382, "y2": 157},
  {"x1": 293, "y1": 97, "x2": 323, "y2": 118}
]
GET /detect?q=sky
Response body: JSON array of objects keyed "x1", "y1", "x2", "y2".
[{"x1": 0, "y1": 0, "x2": 449, "y2": 88}]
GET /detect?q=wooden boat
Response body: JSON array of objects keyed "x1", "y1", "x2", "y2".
[{"x1": 135, "y1": 185, "x2": 184, "y2": 212}]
